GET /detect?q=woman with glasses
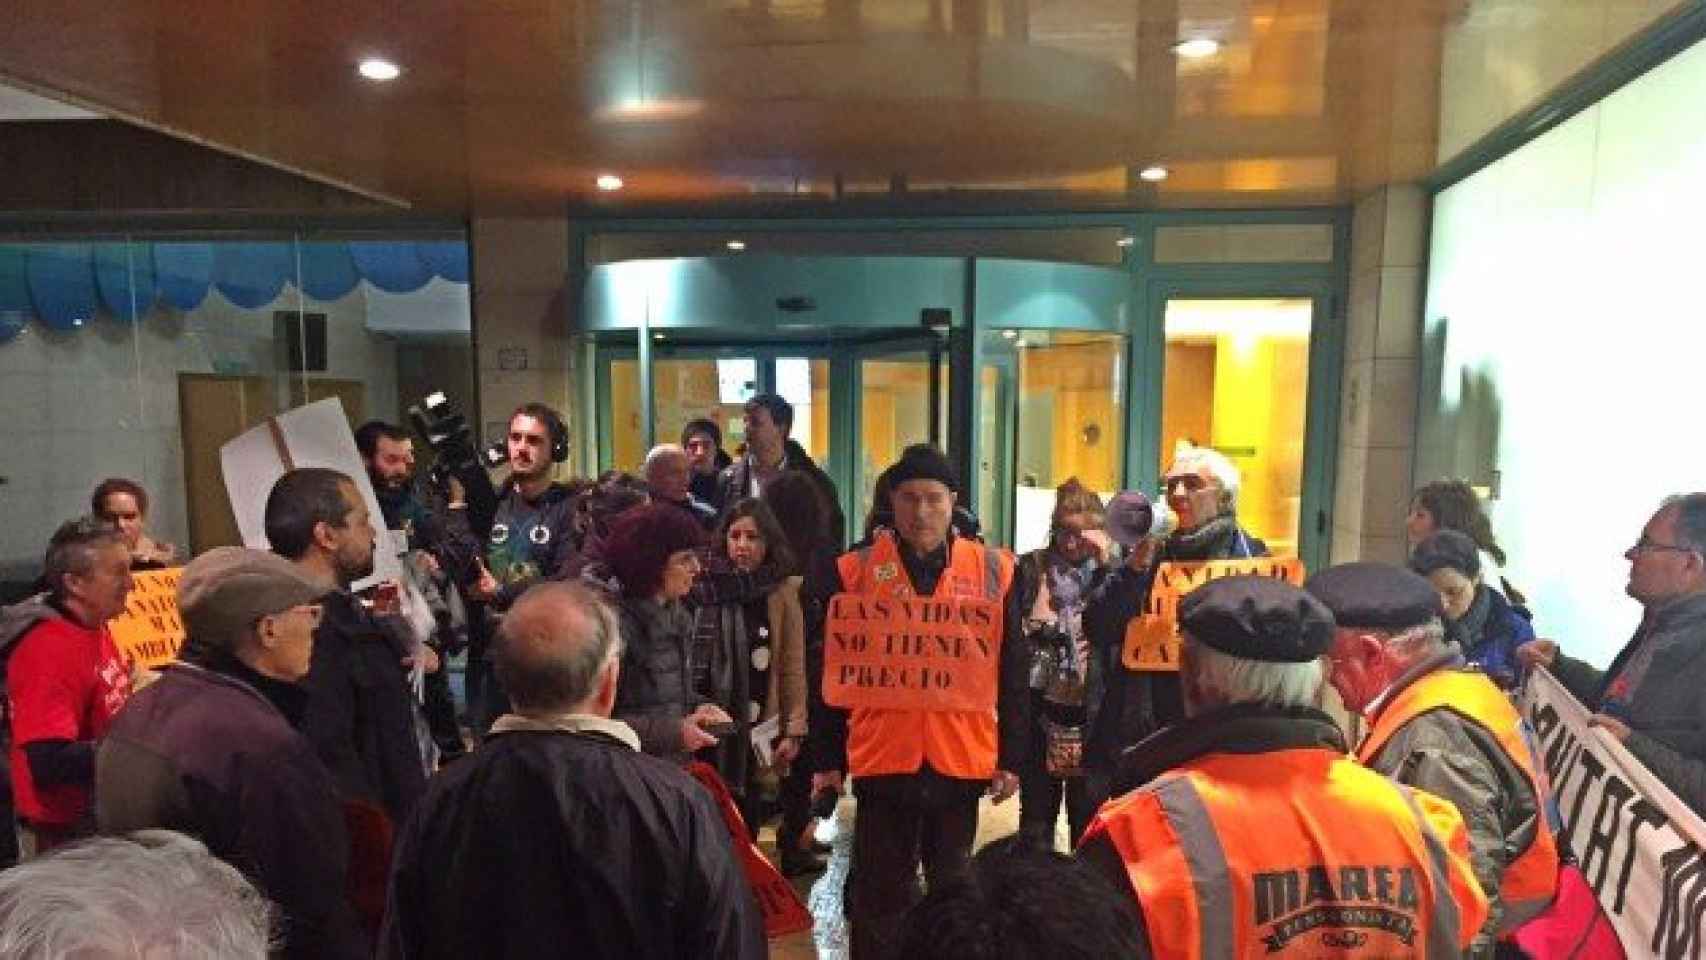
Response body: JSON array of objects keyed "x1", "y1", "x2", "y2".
[
  {"x1": 1408, "y1": 529, "x2": 1534, "y2": 688},
  {"x1": 593, "y1": 503, "x2": 734, "y2": 765},
  {"x1": 1013, "y1": 478, "x2": 1117, "y2": 848}
]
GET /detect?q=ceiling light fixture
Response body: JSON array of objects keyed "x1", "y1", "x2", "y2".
[
  {"x1": 1138, "y1": 165, "x2": 1169, "y2": 182},
  {"x1": 595, "y1": 174, "x2": 624, "y2": 191},
  {"x1": 1001, "y1": 329, "x2": 1018, "y2": 339},
  {"x1": 358, "y1": 58, "x2": 402, "y2": 82},
  {"x1": 1116, "y1": 235, "x2": 1137, "y2": 248},
  {"x1": 1172, "y1": 38, "x2": 1220, "y2": 59},
  {"x1": 726, "y1": 240, "x2": 747, "y2": 252}
]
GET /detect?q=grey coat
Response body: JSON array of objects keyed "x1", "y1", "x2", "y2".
[
  {"x1": 1552, "y1": 589, "x2": 1706, "y2": 819},
  {"x1": 613, "y1": 596, "x2": 700, "y2": 764},
  {"x1": 1360, "y1": 654, "x2": 1546, "y2": 955}
]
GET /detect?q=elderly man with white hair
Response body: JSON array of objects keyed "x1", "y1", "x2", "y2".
[
  {"x1": 1160, "y1": 444, "x2": 1267, "y2": 561},
  {"x1": 1076, "y1": 576, "x2": 1489, "y2": 958},
  {"x1": 644, "y1": 442, "x2": 719, "y2": 529}
]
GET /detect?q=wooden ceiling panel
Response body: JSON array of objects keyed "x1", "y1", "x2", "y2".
[{"x1": 0, "y1": 0, "x2": 1462, "y2": 213}]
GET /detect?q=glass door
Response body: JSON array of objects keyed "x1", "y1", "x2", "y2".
[{"x1": 850, "y1": 333, "x2": 949, "y2": 538}]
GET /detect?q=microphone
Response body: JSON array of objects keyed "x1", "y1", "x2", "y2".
[{"x1": 1105, "y1": 490, "x2": 1177, "y2": 547}]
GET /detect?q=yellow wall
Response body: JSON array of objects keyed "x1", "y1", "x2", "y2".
[{"x1": 1018, "y1": 338, "x2": 1123, "y2": 492}]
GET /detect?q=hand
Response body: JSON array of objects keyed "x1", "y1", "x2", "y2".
[
  {"x1": 772, "y1": 736, "x2": 801, "y2": 769},
  {"x1": 988, "y1": 770, "x2": 1020, "y2": 804},
  {"x1": 691, "y1": 703, "x2": 733, "y2": 727},
  {"x1": 1125, "y1": 538, "x2": 1159, "y2": 573},
  {"x1": 680, "y1": 717, "x2": 719, "y2": 752},
  {"x1": 372, "y1": 581, "x2": 402, "y2": 616},
  {"x1": 469, "y1": 561, "x2": 500, "y2": 602},
  {"x1": 1590, "y1": 713, "x2": 1632, "y2": 743},
  {"x1": 1516, "y1": 639, "x2": 1558, "y2": 672},
  {"x1": 812, "y1": 770, "x2": 845, "y2": 797},
  {"x1": 402, "y1": 645, "x2": 442, "y2": 674}
]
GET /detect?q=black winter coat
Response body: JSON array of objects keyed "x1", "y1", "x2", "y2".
[{"x1": 379, "y1": 726, "x2": 765, "y2": 960}]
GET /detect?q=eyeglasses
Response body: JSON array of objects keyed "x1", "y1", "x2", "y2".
[
  {"x1": 1161, "y1": 474, "x2": 1210, "y2": 494},
  {"x1": 1630, "y1": 535, "x2": 1699, "y2": 557}
]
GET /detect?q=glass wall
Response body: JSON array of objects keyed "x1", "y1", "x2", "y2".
[
  {"x1": 1159, "y1": 298, "x2": 1311, "y2": 556},
  {"x1": 0, "y1": 231, "x2": 473, "y2": 590}
]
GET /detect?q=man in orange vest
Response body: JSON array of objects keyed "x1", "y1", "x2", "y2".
[
  {"x1": 1309, "y1": 563, "x2": 1557, "y2": 956},
  {"x1": 809, "y1": 444, "x2": 1026, "y2": 960},
  {"x1": 1077, "y1": 576, "x2": 1487, "y2": 958}
]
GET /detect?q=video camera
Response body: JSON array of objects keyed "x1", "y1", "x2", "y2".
[{"x1": 407, "y1": 392, "x2": 502, "y2": 539}]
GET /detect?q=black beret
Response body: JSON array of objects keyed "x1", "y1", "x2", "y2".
[
  {"x1": 1179, "y1": 576, "x2": 1336, "y2": 663},
  {"x1": 886, "y1": 444, "x2": 958, "y2": 493},
  {"x1": 1304, "y1": 562, "x2": 1443, "y2": 631}
]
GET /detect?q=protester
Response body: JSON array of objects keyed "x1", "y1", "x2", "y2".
[
  {"x1": 808, "y1": 443, "x2": 1026, "y2": 960},
  {"x1": 90, "y1": 477, "x2": 180, "y2": 569},
  {"x1": 1408, "y1": 529, "x2": 1534, "y2": 687},
  {"x1": 1013, "y1": 477, "x2": 1116, "y2": 849},
  {"x1": 0, "y1": 831, "x2": 275, "y2": 959},
  {"x1": 896, "y1": 836, "x2": 1142, "y2": 960},
  {"x1": 682, "y1": 418, "x2": 733, "y2": 512},
  {"x1": 593, "y1": 502, "x2": 733, "y2": 764},
  {"x1": 717, "y1": 393, "x2": 844, "y2": 545},
  {"x1": 1310, "y1": 562, "x2": 1558, "y2": 952},
  {"x1": 1, "y1": 517, "x2": 133, "y2": 856},
  {"x1": 97, "y1": 547, "x2": 368, "y2": 959},
  {"x1": 1158, "y1": 445, "x2": 1267, "y2": 561},
  {"x1": 691, "y1": 498, "x2": 806, "y2": 833},
  {"x1": 1407, "y1": 479, "x2": 1523, "y2": 603},
  {"x1": 1518, "y1": 493, "x2": 1706, "y2": 817},
  {"x1": 380, "y1": 581, "x2": 764, "y2": 959},
  {"x1": 266, "y1": 467, "x2": 426, "y2": 826},
  {"x1": 1077, "y1": 576, "x2": 1489, "y2": 957},
  {"x1": 646, "y1": 442, "x2": 720, "y2": 529}
]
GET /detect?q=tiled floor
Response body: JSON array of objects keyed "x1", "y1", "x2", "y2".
[{"x1": 763, "y1": 790, "x2": 1031, "y2": 959}]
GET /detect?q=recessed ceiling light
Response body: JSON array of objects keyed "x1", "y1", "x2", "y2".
[
  {"x1": 1173, "y1": 38, "x2": 1220, "y2": 59},
  {"x1": 1001, "y1": 329, "x2": 1018, "y2": 339},
  {"x1": 358, "y1": 58, "x2": 401, "y2": 82},
  {"x1": 1116, "y1": 235, "x2": 1137, "y2": 248},
  {"x1": 595, "y1": 174, "x2": 624, "y2": 191},
  {"x1": 725, "y1": 240, "x2": 746, "y2": 252},
  {"x1": 1138, "y1": 165, "x2": 1169, "y2": 183}
]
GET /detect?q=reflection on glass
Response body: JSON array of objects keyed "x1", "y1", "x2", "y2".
[
  {"x1": 775, "y1": 356, "x2": 831, "y2": 469},
  {"x1": 857, "y1": 350, "x2": 946, "y2": 522},
  {"x1": 1160, "y1": 298, "x2": 1311, "y2": 556},
  {"x1": 1010, "y1": 331, "x2": 1126, "y2": 554}
]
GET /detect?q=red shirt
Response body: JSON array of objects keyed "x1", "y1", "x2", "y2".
[{"x1": 8, "y1": 616, "x2": 132, "y2": 826}]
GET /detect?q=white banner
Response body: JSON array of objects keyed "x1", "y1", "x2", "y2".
[{"x1": 1523, "y1": 668, "x2": 1706, "y2": 959}]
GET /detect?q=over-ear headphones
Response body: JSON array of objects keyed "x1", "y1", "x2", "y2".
[{"x1": 511, "y1": 403, "x2": 570, "y2": 464}]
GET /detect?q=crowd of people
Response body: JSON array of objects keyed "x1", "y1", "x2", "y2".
[{"x1": 0, "y1": 388, "x2": 1702, "y2": 960}]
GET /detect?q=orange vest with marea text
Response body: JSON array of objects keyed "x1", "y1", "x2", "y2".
[
  {"x1": 1358, "y1": 668, "x2": 1560, "y2": 933},
  {"x1": 834, "y1": 532, "x2": 1013, "y2": 780},
  {"x1": 1081, "y1": 747, "x2": 1489, "y2": 959}
]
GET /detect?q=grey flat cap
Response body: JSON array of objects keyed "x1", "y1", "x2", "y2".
[{"x1": 178, "y1": 547, "x2": 327, "y2": 648}]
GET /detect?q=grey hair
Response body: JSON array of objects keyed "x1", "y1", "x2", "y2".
[
  {"x1": 643, "y1": 443, "x2": 687, "y2": 477},
  {"x1": 42, "y1": 515, "x2": 126, "y2": 600},
  {"x1": 1380, "y1": 618, "x2": 1451, "y2": 663},
  {"x1": 495, "y1": 581, "x2": 624, "y2": 713},
  {"x1": 1171, "y1": 446, "x2": 1242, "y2": 511},
  {"x1": 0, "y1": 831, "x2": 275, "y2": 959},
  {"x1": 1661, "y1": 493, "x2": 1706, "y2": 554},
  {"x1": 1185, "y1": 640, "x2": 1324, "y2": 713}
]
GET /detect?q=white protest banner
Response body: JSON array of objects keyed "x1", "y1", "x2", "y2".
[
  {"x1": 1523, "y1": 668, "x2": 1706, "y2": 959},
  {"x1": 219, "y1": 397, "x2": 402, "y2": 591}
]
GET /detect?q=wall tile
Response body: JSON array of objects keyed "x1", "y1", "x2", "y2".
[
  {"x1": 1381, "y1": 187, "x2": 1428, "y2": 270},
  {"x1": 1339, "y1": 357, "x2": 1374, "y2": 451},
  {"x1": 1333, "y1": 442, "x2": 1367, "y2": 536},
  {"x1": 1346, "y1": 268, "x2": 1380, "y2": 364},
  {"x1": 1358, "y1": 533, "x2": 1409, "y2": 565},
  {"x1": 1361, "y1": 446, "x2": 1415, "y2": 537},
  {"x1": 1375, "y1": 266, "x2": 1422, "y2": 359},
  {"x1": 1367, "y1": 356, "x2": 1419, "y2": 449},
  {"x1": 1351, "y1": 190, "x2": 1388, "y2": 276}
]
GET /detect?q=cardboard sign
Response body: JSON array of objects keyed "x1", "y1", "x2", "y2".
[
  {"x1": 685, "y1": 762, "x2": 812, "y2": 940},
  {"x1": 823, "y1": 592, "x2": 1000, "y2": 712},
  {"x1": 109, "y1": 567, "x2": 186, "y2": 668},
  {"x1": 1122, "y1": 556, "x2": 1306, "y2": 671}
]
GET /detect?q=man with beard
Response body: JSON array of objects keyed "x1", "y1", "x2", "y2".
[
  {"x1": 265, "y1": 468, "x2": 426, "y2": 827},
  {"x1": 716, "y1": 394, "x2": 844, "y2": 545}
]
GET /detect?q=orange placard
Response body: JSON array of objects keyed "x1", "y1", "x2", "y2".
[
  {"x1": 108, "y1": 567, "x2": 185, "y2": 669},
  {"x1": 1123, "y1": 557, "x2": 1306, "y2": 671},
  {"x1": 686, "y1": 762, "x2": 812, "y2": 940},
  {"x1": 823, "y1": 592, "x2": 1000, "y2": 712}
]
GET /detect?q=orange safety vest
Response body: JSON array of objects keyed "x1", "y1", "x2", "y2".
[
  {"x1": 1083, "y1": 748, "x2": 1489, "y2": 959},
  {"x1": 834, "y1": 532, "x2": 1013, "y2": 780},
  {"x1": 1358, "y1": 669, "x2": 1560, "y2": 932}
]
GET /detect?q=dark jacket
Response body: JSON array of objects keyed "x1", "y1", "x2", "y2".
[
  {"x1": 613, "y1": 595, "x2": 701, "y2": 763},
  {"x1": 716, "y1": 440, "x2": 845, "y2": 547},
  {"x1": 689, "y1": 450, "x2": 732, "y2": 512},
  {"x1": 302, "y1": 590, "x2": 427, "y2": 825},
  {"x1": 1361, "y1": 653, "x2": 1546, "y2": 952},
  {"x1": 1451, "y1": 585, "x2": 1534, "y2": 688},
  {"x1": 379, "y1": 721, "x2": 765, "y2": 960},
  {"x1": 1552, "y1": 590, "x2": 1706, "y2": 818},
  {"x1": 96, "y1": 660, "x2": 368, "y2": 960}
]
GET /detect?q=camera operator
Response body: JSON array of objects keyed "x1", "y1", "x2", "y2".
[
  {"x1": 356, "y1": 420, "x2": 466, "y2": 762},
  {"x1": 457, "y1": 404, "x2": 582, "y2": 738}
]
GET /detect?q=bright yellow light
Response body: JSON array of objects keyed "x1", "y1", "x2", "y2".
[
  {"x1": 1173, "y1": 38, "x2": 1220, "y2": 59},
  {"x1": 596, "y1": 174, "x2": 624, "y2": 191},
  {"x1": 358, "y1": 59, "x2": 401, "y2": 82}
]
